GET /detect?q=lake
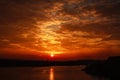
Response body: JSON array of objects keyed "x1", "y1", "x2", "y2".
[{"x1": 0, "y1": 66, "x2": 109, "y2": 80}]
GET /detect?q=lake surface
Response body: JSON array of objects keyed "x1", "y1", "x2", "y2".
[{"x1": 0, "y1": 66, "x2": 109, "y2": 80}]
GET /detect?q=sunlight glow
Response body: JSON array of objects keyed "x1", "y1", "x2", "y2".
[{"x1": 51, "y1": 54, "x2": 54, "y2": 57}]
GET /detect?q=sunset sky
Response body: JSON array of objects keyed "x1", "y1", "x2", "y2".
[{"x1": 0, "y1": 0, "x2": 120, "y2": 60}]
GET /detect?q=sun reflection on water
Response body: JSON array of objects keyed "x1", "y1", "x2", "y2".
[{"x1": 50, "y1": 67, "x2": 54, "y2": 80}]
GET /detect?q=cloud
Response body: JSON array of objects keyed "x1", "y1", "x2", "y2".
[
  {"x1": 0, "y1": 0, "x2": 120, "y2": 59},
  {"x1": 55, "y1": 0, "x2": 120, "y2": 52},
  {"x1": 0, "y1": 0, "x2": 54, "y2": 52}
]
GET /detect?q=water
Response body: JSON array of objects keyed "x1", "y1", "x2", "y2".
[{"x1": 0, "y1": 66, "x2": 109, "y2": 80}]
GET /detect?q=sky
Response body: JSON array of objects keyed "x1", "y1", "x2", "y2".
[{"x1": 0, "y1": 0, "x2": 120, "y2": 60}]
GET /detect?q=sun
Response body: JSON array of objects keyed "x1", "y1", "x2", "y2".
[{"x1": 51, "y1": 54, "x2": 54, "y2": 57}]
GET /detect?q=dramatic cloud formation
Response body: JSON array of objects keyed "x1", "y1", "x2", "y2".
[{"x1": 0, "y1": 0, "x2": 120, "y2": 60}]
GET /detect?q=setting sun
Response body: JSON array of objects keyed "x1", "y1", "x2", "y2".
[{"x1": 51, "y1": 54, "x2": 54, "y2": 57}]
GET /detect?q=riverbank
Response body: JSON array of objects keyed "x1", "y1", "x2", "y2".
[{"x1": 83, "y1": 56, "x2": 120, "y2": 79}]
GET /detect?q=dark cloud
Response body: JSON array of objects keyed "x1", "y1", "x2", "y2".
[
  {"x1": 59, "y1": 0, "x2": 120, "y2": 41},
  {"x1": 84, "y1": 0, "x2": 120, "y2": 18},
  {"x1": 0, "y1": 0, "x2": 53, "y2": 51},
  {"x1": 0, "y1": 0, "x2": 51, "y2": 25}
]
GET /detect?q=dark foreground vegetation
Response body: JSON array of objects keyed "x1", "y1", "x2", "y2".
[
  {"x1": 0, "y1": 59, "x2": 101, "y2": 67},
  {"x1": 83, "y1": 56, "x2": 120, "y2": 79}
]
